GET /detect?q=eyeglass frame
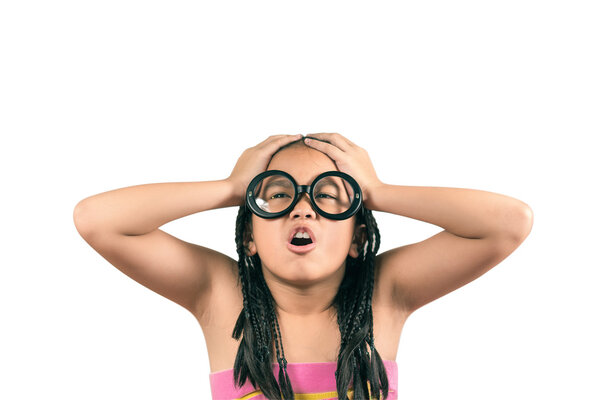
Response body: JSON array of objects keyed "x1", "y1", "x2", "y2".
[{"x1": 245, "y1": 169, "x2": 364, "y2": 220}]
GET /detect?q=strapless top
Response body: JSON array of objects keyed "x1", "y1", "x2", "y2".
[{"x1": 209, "y1": 359, "x2": 398, "y2": 400}]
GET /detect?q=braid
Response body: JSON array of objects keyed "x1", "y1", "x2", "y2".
[
  {"x1": 259, "y1": 273, "x2": 294, "y2": 398},
  {"x1": 334, "y1": 208, "x2": 389, "y2": 400},
  {"x1": 232, "y1": 206, "x2": 292, "y2": 399},
  {"x1": 232, "y1": 203, "x2": 390, "y2": 400}
]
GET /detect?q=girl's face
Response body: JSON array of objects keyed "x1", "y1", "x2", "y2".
[{"x1": 245, "y1": 144, "x2": 365, "y2": 287}]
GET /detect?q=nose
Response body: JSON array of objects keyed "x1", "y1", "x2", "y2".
[{"x1": 290, "y1": 192, "x2": 317, "y2": 219}]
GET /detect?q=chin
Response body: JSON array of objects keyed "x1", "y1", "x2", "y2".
[
  {"x1": 288, "y1": 265, "x2": 328, "y2": 281},
  {"x1": 274, "y1": 259, "x2": 346, "y2": 285}
]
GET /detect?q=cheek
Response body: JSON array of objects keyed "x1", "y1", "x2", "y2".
[
  {"x1": 251, "y1": 223, "x2": 283, "y2": 257},
  {"x1": 319, "y1": 227, "x2": 354, "y2": 256}
]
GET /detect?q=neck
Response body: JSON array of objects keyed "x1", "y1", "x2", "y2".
[{"x1": 262, "y1": 265, "x2": 345, "y2": 318}]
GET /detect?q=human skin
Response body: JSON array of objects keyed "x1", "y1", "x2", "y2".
[{"x1": 244, "y1": 144, "x2": 367, "y2": 318}]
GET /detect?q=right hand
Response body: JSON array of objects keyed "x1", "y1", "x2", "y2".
[{"x1": 226, "y1": 134, "x2": 303, "y2": 205}]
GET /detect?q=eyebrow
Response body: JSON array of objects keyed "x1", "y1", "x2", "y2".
[
  {"x1": 263, "y1": 178, "x2": 293, "y2": 191},
  {"x1": 317, "y1": 177, "x2": 353, "y2": 200},
  {"x1": 261, "y1": 175, "x2": 351, "y2": 199},
  {"x1": 265, "y1": 176, "x2": 338, "y2": 189},
  {"x1": 317, "y1": 177, "x2": 338, "y2": 187}
]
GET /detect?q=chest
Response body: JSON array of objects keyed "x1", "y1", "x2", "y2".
[{"x1": 201, "y1": 293, "x2": 407, "y2": 374}]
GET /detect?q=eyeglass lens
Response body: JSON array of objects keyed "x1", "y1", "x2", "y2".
[{"x1": 253, "y1": 173, "x2": 355, "y2": 215}]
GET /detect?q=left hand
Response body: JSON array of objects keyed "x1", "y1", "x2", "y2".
[{"x1": 303, "y1": 132, "x2": 383, "y2": 209}]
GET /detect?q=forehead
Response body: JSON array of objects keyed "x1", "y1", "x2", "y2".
[{"x1": 267, "y1": 146, "x2": 337, "y2": 184}]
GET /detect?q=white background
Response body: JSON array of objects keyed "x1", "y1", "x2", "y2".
[{"x1": 1, "y1": 1, "x2": 598, "y2": 399}]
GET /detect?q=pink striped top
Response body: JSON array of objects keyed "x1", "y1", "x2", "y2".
[{"x1": 209, "y1": 360, "x2": 398, "y2": 400}]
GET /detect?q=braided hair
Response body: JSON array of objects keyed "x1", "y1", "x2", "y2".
[{"x1": 231, "y1": 140, "x2": 389, "y2": 400}]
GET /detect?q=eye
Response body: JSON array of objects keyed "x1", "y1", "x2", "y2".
[
  {"x1": 316, "y1": 193, "x2": 336, "y2": 199},
  {"x1": 271, "y1": 193, "x2": 291, "y2": 199}
]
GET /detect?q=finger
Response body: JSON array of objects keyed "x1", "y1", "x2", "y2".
[
  {"x1": 305, "y1": 132, "x2": 353, "y2": 151},
  {"x1": 258, "y1": 134, "x2": 300, "y2": 145},
  {"x1": 303, "y1": 137, "x2": 345, "y2": 161},
  {"x1": 259, "y1": 134, "x2": 302, "y2": 148}
]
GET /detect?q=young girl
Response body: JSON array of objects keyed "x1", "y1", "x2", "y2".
[{"x1": 74, "y1": 133, "x2": 533, "y2": 400}]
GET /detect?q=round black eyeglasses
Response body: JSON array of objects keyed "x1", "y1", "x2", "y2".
[{"x1": 245, "y1": 170, "x2": 363, "y2": 220}]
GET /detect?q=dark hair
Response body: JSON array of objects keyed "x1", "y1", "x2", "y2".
[{"x1": 231, "y1": 139, "x2": 389, "y2": 399}]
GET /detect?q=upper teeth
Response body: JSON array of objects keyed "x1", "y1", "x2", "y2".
[{"x1": 294, "y1": 231, "x2": 310, "y2": 239}]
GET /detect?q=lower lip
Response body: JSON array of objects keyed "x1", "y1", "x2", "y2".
[{"x1": 287, "y1": 242, "x2": 317, "y2": 254}]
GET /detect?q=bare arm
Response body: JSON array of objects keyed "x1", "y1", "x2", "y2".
[
  {"x1": 74, "y1": 179, "x2": 241, "y2": 237},
  {"x1": 73, "y1": 179, "x2": 242, "y2": 319},
  {"x1": 73, "y1": 134, "x2": 303, "y2": 321},
  {"x1": 369, "y1": 183, "x2": 533, "y2": 314},
  {"x1": 301, "y1": 132, "x2": 533, "y2": 315}
]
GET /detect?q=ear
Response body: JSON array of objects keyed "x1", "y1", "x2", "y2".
[
  {"x1": 243, "y1": 221, "x2": 257, "y2": 257},
  {"x1": 246, "y1": 238, "x2": 257, "y2": 256},
  {"x1": 348, "y1": 223, "x2": 367, "y2": 259}
]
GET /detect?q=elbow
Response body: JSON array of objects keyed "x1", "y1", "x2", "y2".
[
  {"x1": 508, "y1": 204, "x2": 534, "y2": 243},
  {"x1": 73, "y1": 200, "x2": 94, "y2": 238}
]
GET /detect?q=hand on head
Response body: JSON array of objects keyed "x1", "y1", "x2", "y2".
[
  {"x1": 303, "y1": 132, "x2": 383, "y2": 208},
  {"x1": 226, "y1": 134, "x2": 304, "y2": 205}
]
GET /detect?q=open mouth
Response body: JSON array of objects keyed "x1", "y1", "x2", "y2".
[
  {"x1": 290, "y1": 236, "x2": 313, "y2": 246},
  {"x1": 287, "y1": 240, "x2": 316, "y2": 254},
  {"x1": 287, "y1": 228, "x2": 317, "y2": 254}
]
